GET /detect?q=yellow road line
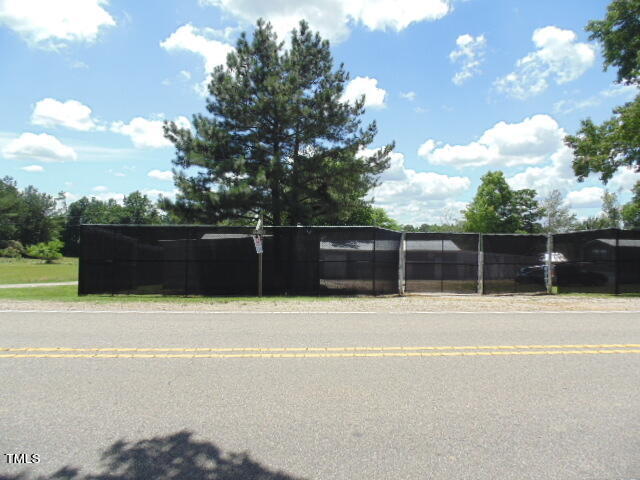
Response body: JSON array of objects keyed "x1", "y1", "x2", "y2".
[
  {"x1": 1, "y1": 349, "x2": 640, "y2": 359},
  {"x1": 2, "y1": 344, "x2": 640, "y2": 353}
]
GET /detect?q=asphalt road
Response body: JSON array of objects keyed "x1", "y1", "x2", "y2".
[{"x1": 1, "y1": 310, "x2": 639, "y2": 480}]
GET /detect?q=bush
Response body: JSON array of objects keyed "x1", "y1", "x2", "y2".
[
  {"x1": 26, "y1": 240, "x2": 64, "y2": 263},
  {"x1": 0, "y1": 246, "x2": 22, "y2": 258},
  {"x1": 0, "y1": 240, "x2": 25, "y2": 258}
]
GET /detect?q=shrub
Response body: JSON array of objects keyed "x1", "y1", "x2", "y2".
[
  {"x1": 26, "y1": 240, "x2": 64, "y2": 263},
  {"x1": 0, "y1": 240, "x2": 25, "y2": 258},
  {"x1": 0, "y1": 246, "x2": 22, "y2": 258}
]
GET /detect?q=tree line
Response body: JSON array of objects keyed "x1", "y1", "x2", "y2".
[
  {"x1": 2, "y1": 171, "x2": 637, "y2": 261},
  {"x1": 403, "y1": 171, "x2": 638, "y2": 234},
  {"x1": 0, "y1": 178, "x2": 165, "y2": 258}
]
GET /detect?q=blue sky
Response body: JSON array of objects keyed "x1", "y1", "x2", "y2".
[{"x1": 1, "y1": 0, "x2": 638, "y2": 224}]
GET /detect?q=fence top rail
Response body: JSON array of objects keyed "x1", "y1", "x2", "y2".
[
  {"x1": 79, "y1": 225, "x2": 636, "y2": 236},
  {"x1": 408, "y1": 230, "x2": 478, "y2": 235},
  {"x1": 80, "y1": 224, "x2": 397, "y2": 230},
  {"x1": 553, "y1": 228, "x2": 620, "y2": 236}
]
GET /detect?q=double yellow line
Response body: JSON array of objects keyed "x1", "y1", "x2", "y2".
[{"x1": 1, "y1": 344, "x2": 640, "y2": 359}]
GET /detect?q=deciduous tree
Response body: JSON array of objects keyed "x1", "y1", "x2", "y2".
[
  {"x1": 463, "y1": 171, "x2": 544, "y2": 233},
  {"x1": 0, "y1": 176, "x2": 20, "y2": 243},
  {"x1": 622, "y1": 181, "x2": 640, "y2": 228},
  {"x1": 540, "y1": 189, "x2": 577, "y2": 233},
  {"x1": 565, "y1": 0, "x2": 640, "y2": 183}
]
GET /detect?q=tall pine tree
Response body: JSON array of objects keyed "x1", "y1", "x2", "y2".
[{"x1": 163, "y1": 19, "x2": 393, "y2": 226}]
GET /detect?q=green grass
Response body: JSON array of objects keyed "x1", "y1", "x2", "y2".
[
  {"x1": 0, "y1": 257, "x2": 78, "y2": 284},
  {"x1": 556, "y1": 291, "x2": 640, "y2": 298},
  {"x1": 0, "y1": 285, "x2": 345, "y2": 302}
]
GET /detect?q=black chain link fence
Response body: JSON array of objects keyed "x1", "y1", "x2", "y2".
[{"x1": 79, "y1": 225, "x2": 640, "y2": 296}]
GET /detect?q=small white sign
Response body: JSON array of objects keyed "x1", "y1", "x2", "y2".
[{"x1": 252, "y1": 235, "x2": 263, "y2": 254}]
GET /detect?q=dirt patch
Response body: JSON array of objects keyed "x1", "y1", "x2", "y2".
[{"x1": 1, "y1": 294, "x2": 639, "y2": 312}]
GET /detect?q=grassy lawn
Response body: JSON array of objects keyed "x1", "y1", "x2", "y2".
[
  {"x1": 556, "y1": 291, "x2": 640, "y2": 298},
  {"x1": 0, "y1": 257, "x2": 78, "y2": 284},
  {"x1": 0, "y1": 284, "x2": 339, "y2": 302}
]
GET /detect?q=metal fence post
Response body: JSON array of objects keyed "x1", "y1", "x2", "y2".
[
  {"x1": 546, "y1": 233, "x2": 553, "y2": 294},
  {"x1": 184, "y1": 227, "x2": 191, "y2": 297},
  {"x1": 398, "y1": 232, "x2": 406, "y2": 295},
  {"x1": 110, "y1": 227, "x2": 116, "y2": 297},
  {"x1": 614, "y1": 229, "x2": 620, "y2": 295},
  {"x1": 316, "y1": 230, "x2": 321, "y2": 296},
  {"x1": 477, "y1": 234, "x2": 484, "y2": 295},
  {"x1": 372, "y1": 227, "x2": 377, "y2": 296}
]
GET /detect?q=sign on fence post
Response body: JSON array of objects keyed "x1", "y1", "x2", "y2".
[
  {"x1": 254, "y1": 216, "x2": 264, "y2": 297},
  {"x1": 252, "y1": 234, "x2": 263, "y2": 254}
]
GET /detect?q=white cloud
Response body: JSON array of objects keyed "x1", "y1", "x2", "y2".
[
  {"x1": 400, "y1": 91, "x2": 416, "y2": 101},
  {"x1": 505, "y1": 129, "x2": 639, "y2": 201},
  {"x1": 566, "y1": 186, "x2": 604, "y2": 208},
  {"x1": 93, "y1": 191, "x2": 125, "y2": 202},
  {"x1": 141, "y1": 188, "x2": 179, "y2": 201},
  {"x1": 111, "y1": 116, "x2": 191, "y2": 149},
  {"x1": 31, "y1": 98, "x2": 100, "y2": 131},
  {"x1": 553, "y1": 83, "x2": 639, "y2": 115},
  {"x1": 601, "y1": 83, "x2": 639, "y2": 98},
  {"x1": 495, "y1": 26, "x2": 596, "y2": 99},
  {"x1": 63, "y1": 192, "x2": 80, "y2": 202},
  {"x1": 450, "y1": 33, "x2": 486, "y2": 85},
  {"x1": 92, "y1": 185, "x2": 108, "y2": 192},
  {"x1": 161, "y1": 23, "x2": 234, "y2": 94},
  {"x1": 0, "y1": 0, "x2": 115, "y2": 49},
  {"x1": 506, "y1": 145, "x2": 577, "y2": 196},
  {"x1": 200, "y1": 0, "x2": 453, "y2": 43},
  {"x1": 417, "y1": 139, "x2": 437, "y2": 158},
  {"x1": 21, "y1": 164, "x2": 43, "y2": 172},
  {"x1": 2, "y1": 132, "x2": 77, "y2": 162},
  {"x1": 609, "y1": 167, "x2": 640, "y2": 193},
  {"x1": 148, "y1": 169, "x2": 174, "y2": 181},
  {"x1": 420, "y1": 114, "x2": 565, "y2": 168},
  {"x1": 341, "y1": 76, "x2": 387, "y2": 108},
  {"x1": 161, "y1": 24, "x2": 234, "y2": 73},
  {"x1": 359, "y1": 148, "x2": 471, "y2": 224},
  {"x1": 552, "y1": 97, "x2": 601, "y2": 115},
  {"x1": 70, "y1": 60, "x2": 89, "y2": 69}
]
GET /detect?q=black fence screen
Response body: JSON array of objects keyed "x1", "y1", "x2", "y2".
[
  {"x1": 552, "y1": 229, "x2": 629, "y2": 294},
  {"x1": 482, "y1": 234, "x2": 548, "y2": 294},
  {"x1": 318, "y1": 228, "x2": 401, "y2": 295},
  {"x1": 79, "y1": 225, "x2": 402, "y2": 296},
  {"x1": 618, "y1": 229, "x2": 640, "y2": 294},
  {"x1": 405, "y1": 233, "x2": 479, "y2": 293},
  {"x1": 79, "y1": 226, "x2": 640, "y2": 296}
]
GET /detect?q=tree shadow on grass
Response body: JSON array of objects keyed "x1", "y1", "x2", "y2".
[{"x1": 1, "y1": 431, "x2": 305, "y2": 480}]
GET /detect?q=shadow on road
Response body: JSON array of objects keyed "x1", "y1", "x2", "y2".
[{"x1": 1, "y1": 430, "x2": 305, "y2": 480}]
